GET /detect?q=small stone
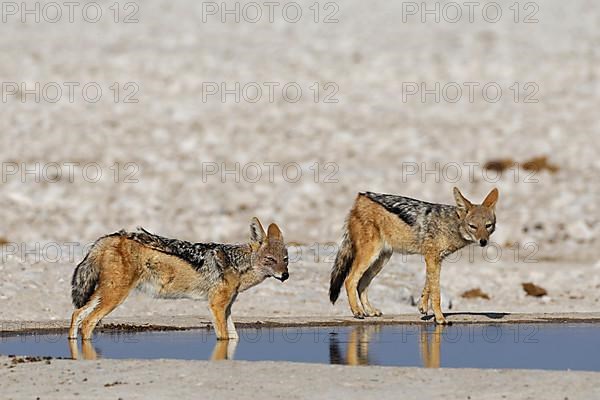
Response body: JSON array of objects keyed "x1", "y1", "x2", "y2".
[
  {"x1": 461, "y1": 288, "x2": 490, "y2": 300},
  {"x1": 522, "y1": 282, "x2": 547, "y2": 297}
]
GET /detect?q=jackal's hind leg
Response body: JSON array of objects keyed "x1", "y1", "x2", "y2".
[
  {"x1": 345, "y1": 241, "x2": 383, "y2": 319},
  {"x1": 69, "y1": 295, "x2": 101, "y2": 340},
  {"x1": 358, "y1": 250, "x2": 391, "y2": 317},
  {"x1": 81, "y1": 286, "x2": 131, "y2": 340},
  {"x1": 359, "y1": 287, "x2": 380, "y2": 317},
  {"x1": 68, "y1": 308, "x2": 84, "y2": 340}
]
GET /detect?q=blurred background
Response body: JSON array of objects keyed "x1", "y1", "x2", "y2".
[{"x1": 0, "y1": 0, "x2": 598, "y2": 319}]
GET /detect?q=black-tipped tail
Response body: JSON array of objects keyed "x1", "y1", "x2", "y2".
[
  {"x1": 71, "y1": 252, "x2": 100, "y2": 309},
  {"x1": 329, "y1": 229, "x2": 355, "y2": 304}
]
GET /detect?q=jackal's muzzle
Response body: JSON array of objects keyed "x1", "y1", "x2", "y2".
[{"x1": 276, "y1": 272, "x2": 289, "y2": 282}]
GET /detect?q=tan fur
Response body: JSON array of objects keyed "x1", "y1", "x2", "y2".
[
  {"x1": 69, "y1": 219, "x2": 288, "y2": 341},
  {"x1": 334, "y1": 188, "x2": 499, "y2": 324},
  {"x1": 69, "y1": 238, "x2": 215, "y2": 340}
]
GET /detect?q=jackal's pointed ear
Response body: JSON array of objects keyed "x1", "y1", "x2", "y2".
[
  {"x1": 453, "y1": 187, "x2": 473, "y2": 216},
  {"x1": 250, "y1": 217, "x2": 266, "y2": 244},
  {"x1": 267, "y1": 223, "x2": 283, "y2": 242},
  {"x1": 482, "y1": 188, "x2": 499, "y2": 209}
]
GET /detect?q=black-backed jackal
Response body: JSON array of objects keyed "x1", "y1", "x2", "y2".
[
  {"x1": 69, "y1": 218, "x2": 289, "y2": 341},
  {"x1": 329, "y1": 187, "x2": 499, "y2": 324}
]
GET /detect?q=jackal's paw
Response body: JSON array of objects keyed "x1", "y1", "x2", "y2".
[
  {"x1": 352, "y1": 312, "x2": 366, "y2": 319},
  {"x1": 418, "y1": 303, "x2": 429, "y2": 315},
  {"x1": 227, "y1": 332, "x2": 239, "y2": 340},
  {"x1": 365, "y1": 309, "x2": 383, "y2": 317},
  {"x1": 434, "y1": 316, "x2": 449, "y2": 325}
]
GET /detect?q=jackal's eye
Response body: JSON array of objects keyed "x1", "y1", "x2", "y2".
[
  {"x1": 468, "y1": 224, "x2": 477, "y2": 230},
  {"x1": 264, "y1": 256, "x2": 276, "y2": 264},
  {"x1": 283, "y1": 256, "x2": 288, "y2": 263},
  {"x1": 485, "y1": 223, "x2": 493, "y2": 229}
]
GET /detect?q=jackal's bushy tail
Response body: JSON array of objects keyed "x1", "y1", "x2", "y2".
[
  {"x1": 71, "y1": 251, "x2": 100, "y2": 309},
  {"x1": 329, "y1": 223, "x2": 355, "y2": 304}
]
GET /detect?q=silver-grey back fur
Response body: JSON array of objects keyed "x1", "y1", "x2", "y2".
[
  {"x1": 124, "y1": 227, "x2": 253, "y2": 273},
  {"x1": 361, "y1": 192, "x2": 468, "y2": 256},
  {"x1": 71, "y1": 228, "x2": 255, "y2": 308}
]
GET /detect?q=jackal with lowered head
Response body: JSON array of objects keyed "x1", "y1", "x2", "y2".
[
  {"x1": 329, "y1": 187, "x2": 499, "y2": 324},
  {"x1": 69, "y1": 218, "x2": 288, "y2": 340}
]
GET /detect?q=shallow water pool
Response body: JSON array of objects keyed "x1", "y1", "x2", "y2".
[{"x1": 2, "y1": 323, "x2": 599, "y2": 371}]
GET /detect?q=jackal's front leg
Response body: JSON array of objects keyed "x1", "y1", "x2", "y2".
[
  {"x1": 418, "y1": 280, "x2": 430, "y2": 315},
  {"x1": 425, "y1": 255, "x2": 448, "y2": 325},
  {"x1": 209, "y1": 286, "x2": 238, "y2": 340},
  {"x1": 225, "y1": 295, "x2": 239, "y2": 340}
]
